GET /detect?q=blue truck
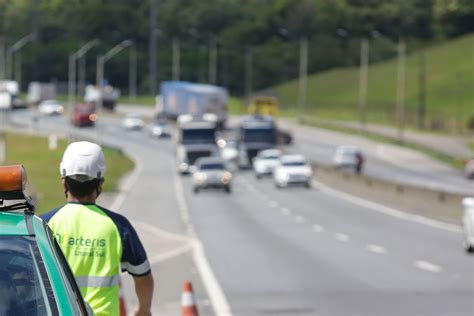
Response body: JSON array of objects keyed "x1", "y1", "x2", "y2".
[{"x1": 157, "y1": 81, "x2": 228, "y2": 128}]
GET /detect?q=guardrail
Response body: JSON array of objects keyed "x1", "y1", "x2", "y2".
[{"x1": 313, "y1": 164, "x2": 465, "y2": 226}]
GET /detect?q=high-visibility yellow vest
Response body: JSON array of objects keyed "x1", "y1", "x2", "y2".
[{"x1": 48, "y1": 203, "x2": 122, "y2": 315}]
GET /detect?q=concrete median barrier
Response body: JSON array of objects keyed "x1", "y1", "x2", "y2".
[{"x1": 313, "y1": 164, "x2": 464, "y2": 225}]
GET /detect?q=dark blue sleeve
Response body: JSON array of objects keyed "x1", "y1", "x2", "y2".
[
  {"x1": 40, "y1": 206, "x2": 64, "y2": 222},
  {"x1": 98, "y1": 206, "x2": 151, "y2": 276}
]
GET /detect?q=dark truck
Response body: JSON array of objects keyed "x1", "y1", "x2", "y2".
[
  {"x1": 237, "y1": 116, "x2": 278, "y2": 168},
  {"x1": 176, "y1": 120, "x2": 219, "y2": 174}
]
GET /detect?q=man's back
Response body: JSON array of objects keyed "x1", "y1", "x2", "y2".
[{"x1": 42, "y1": 202, "x2": 150, "y2": 315}]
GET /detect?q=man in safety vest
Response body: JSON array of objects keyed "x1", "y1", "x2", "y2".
[{"x1": 42, "y1": 141, "x2": 154, "y2": 315}]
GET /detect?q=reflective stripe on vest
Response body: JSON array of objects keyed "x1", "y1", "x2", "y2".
[
  {"x1": 76, "y1": 275, "x2": 120, "y2": 288},
  {"x1": 48, "y1": 203, "x2": 123, "y2": 316}
]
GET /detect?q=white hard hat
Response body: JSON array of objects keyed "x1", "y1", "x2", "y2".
[{"x1": 60, "y1": 141, "x2": 106, "y2": 182}]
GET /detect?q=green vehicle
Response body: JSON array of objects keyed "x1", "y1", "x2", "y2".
[{"x1": 0, "y1": 165, "x2": 90, "y2": 315}]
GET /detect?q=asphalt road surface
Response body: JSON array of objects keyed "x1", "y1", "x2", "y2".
[{"x1": 6, "y1": 109, "x2": 474, "y2": 315}]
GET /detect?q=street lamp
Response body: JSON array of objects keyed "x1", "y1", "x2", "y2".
[
  {"x1": 6, "y1": 34, "x2": 34, "y2": 86},
  {"x1": 208, "y1": 34, "x2": 218, "y2": 85},
  {"x1": 68, "y1": 40, "x2": 100, "y2": 118},
  {"x1": 336, "y1": 28, "x2": 386, "y2": 131},
  {"x1": 279, "y1": 28, "x2": 308, "y2": 121}
]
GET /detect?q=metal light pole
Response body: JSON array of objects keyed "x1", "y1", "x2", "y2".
[
  {"x1": 358, "y1": 38, "x2": 369, "y2": 130},
  {"x1": 129, "y1": 45, "x2": 137, "y2": 101},
  {"x1": 0, "y1": 37, "x2": 5, "y2": 80},
  {"x1": 209, "y1": 34, "x2": 217, "y2": 84},
  {"x1": 244, "y1": 45, "x2": 253, "y2": 101},
  {"x1": 172, "y1": 38, "x2": 180, "y2": 81},
  {"x1": 149, "y1": 0, "x2": 158, "y2": 96},
  {"x1": 95, "y1": 40, "x2": 134, "y2": 142},
  {"x1": 6, "y1": 34, "x2": 34, "y2": 82},
  {"x1": 77, "y1": 40, "x2": 100, "y2": 96},
  {"x1": 298, "y1": 37, "x2": 308, "y2": 122},
  {"x1": 396, "y1": 37, "x2": 406, "y2": 142},
  {"x1": 68, "y1": 39, "x2": 100, "y2": 129}
]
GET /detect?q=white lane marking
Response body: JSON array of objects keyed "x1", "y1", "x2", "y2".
[
  {"x1": 148, "y1": 244, "x2": 194, "y2": 264},
  {"x1": 172, "y1": 164, "x2": 190, "y2": 224},
  {"x1": 269, "y1": 201, "x2": 279, "y2": 208},
  {"x1": 110, "y1": 154, "x2": 144, "y2": 211},
  {"x1": 312, "y1": 180, "x2": 461, "y2": 233},
  {"x1": 366, "y1": 244, "x2": 387, "y2": 254},
  {"x1": 295, "y1": 215, "x2": 305, "y2": 224},
  {"x1": 414, "y1": 260, "x2": 443, "y2": 273},
  {"x1": 312, "y1": 224, "x2": 325, "y2": 233},
  {"x1": 335, "y1": 233, "x2": 350, "y2": 242},
  {"x1": 192, "y1": 239, "x2": 233, "y2": 316},
  {"x1": 281, "y1": 207, "x2": 291, "y2": 216},
  {"x1": 173, "y1": 161, "x2": 234, "y2": 316}
]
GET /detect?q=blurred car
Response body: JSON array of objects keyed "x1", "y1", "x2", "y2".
[
  {"x1": 192, "y1": 157, "x2": 232, "y2": 193},
  {"x1": 462, "y1": 198, "x2": 474, "y2": 253},
  {"x1": 149, "y1": 119, "x2": 171, "y2": 138},
  {"x1": 0, "y1": 165, "x2": 90, "y2": 315},
  {"x1": 122, "y1": 113, "x2": 144, "y2": 130},
  {"x1": 253, "y1": 149, "x2": 282, "y2": 179},
  {"x1": 274, "y1": 154, "x2": 312, "y2": 188},
  {"x1": 333, "y1": 145, "x2": 364, "y2": 173},
  {"x1": 218, "y1": 139, "x2": 238, "y2": 163},
  {"x1": 71, "y1": 103, "x2": 96, "y2": 127},
  {"x1": 38, "y1": 99, "x2": 64, "y2": 116},
  {"x1": 465, "y1": 159, "x2": 474, "y2": 179}
]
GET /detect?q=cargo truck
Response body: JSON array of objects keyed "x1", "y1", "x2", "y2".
[
  {"x1": 159, "y1": 81, "x2": 228, "y2": 128},
  {"x1": 85, "y1": 84, "x2": 120, "y2": 110},
  {"x1": 0, "y1": 80, "x2": 24, "y2": 109},
  {"x1": 176, "y1": 120, "x2": 219, "y2": 174},
  {"x1": 237, "y1": 115, "x2": 278, "y2": 168},
  {"x1": 27, "y1": 82, "x2": 56, "y2": 105}
]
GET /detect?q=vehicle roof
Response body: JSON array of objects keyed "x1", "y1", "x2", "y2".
[
  {"x1": 196, "y1": 157, "x2": 225, "y2": 165},
  {"x1": 280, "y1": 154, "x2": 307, "y2": 163},
  {"x1": 180, "y1": 121, "x2": 216, "y2": 130},
  {"x1": 258, "y1": 149, "x2": 281, "y2": 156},
  {"x1": 240, "y1": 116, "x2": 274, "y2": 129},
  {"x1": 0, "y1": 211, "x2": 30, "y2": 236}
]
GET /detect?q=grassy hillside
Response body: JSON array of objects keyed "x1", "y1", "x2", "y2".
[{"x1": 272, "y1": 34, "x2": 474, "y2": 131}]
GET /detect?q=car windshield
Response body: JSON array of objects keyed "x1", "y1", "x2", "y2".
[
  {"x1": 282, "y1": 161, "x2": 306, "y2": 167},
  {"x1": 181, "y1": 129, "x2": 215, "y2": 144},
  {"x1": 0, "y1": 236, "x2": 54, "y2": 315},
  {"x1": 200, "y1": 163, "x2": 225, "y2": 170},
  {"x1": 242, "y1": 128, "x2": 274, "y2": 143}
]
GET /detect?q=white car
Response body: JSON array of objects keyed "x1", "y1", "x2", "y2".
[
  {"x1": 253, "y1": 149, "x2": 281, "y2": 179},
  {"x1": 219, "y1": 140, "x2": 239, "y2": 163},
  {"x1": 38, "y1": 99, "x2": 64, "y2": 115},
  {"x1": 273, "y1": 155, "x2": 312, "y2": 188},
  {"x1": 193, "y1": 157, "x2": 232, "y2": 193},
  {"x1": 462, "y1": 198, "x2": 474, "y2": 253},
  {"x1": 465, "y1": 159, "x2": 474, "y2": 179},
  {"x1": 333, "y1": 145, "x2": 364, "y2": 173},
  {"x1": 122, "y1": 113, "x2": 144, "y2": 130},
  {"x1": 149, "y1": 120, "x2": 171, "y2": 138}
]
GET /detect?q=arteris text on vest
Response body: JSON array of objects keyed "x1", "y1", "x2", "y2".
[{"x1": 56, "y1": 233, "x2": 106, "y2": 248}]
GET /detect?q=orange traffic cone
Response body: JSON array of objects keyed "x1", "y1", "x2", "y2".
[
  {"x1": 119, "y1": 279, "x2": 127, "y2": 316},
  {"x1": 181, "y1": 281, "x2": 199, "y2": 316}
]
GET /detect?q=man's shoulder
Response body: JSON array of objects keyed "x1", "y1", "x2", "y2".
[
  {"x1": 96, "y1": 205, "x2": 133, "y2": 230},
  {"x1": 40, "y1": 205, "x2": 66, "y2": 222}
]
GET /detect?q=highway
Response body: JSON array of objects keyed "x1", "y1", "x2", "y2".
[{"x1": 7, "y1": 109, "x2": 474, "y2": 315}]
